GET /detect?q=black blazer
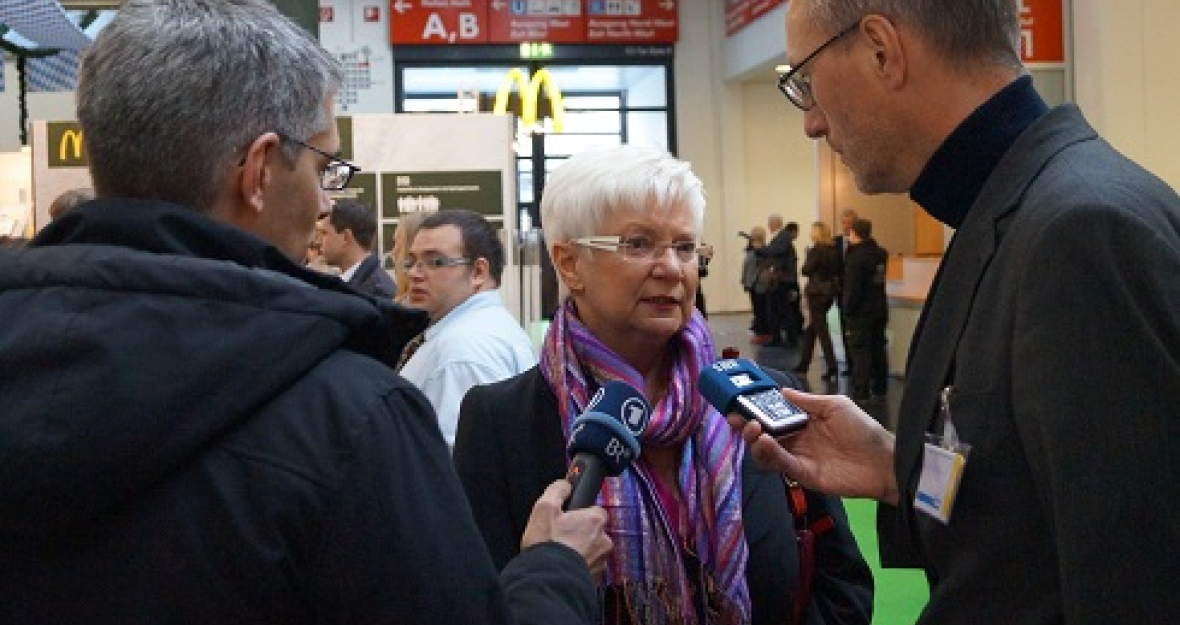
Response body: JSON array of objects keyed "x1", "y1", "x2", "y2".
[
  {"x1": 347, "y1": 253, "x2": 397, "y2": 299},
  {"x1": 455, "y1": 366, "x2": 873, "y2": 625}
]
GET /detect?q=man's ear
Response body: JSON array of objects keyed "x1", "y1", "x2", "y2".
[
  {"x1": 551, "y1": 242, "x2": 584, "y2": 293},
  {"x1": 236, "y1": 132, "x2": 282, "y2": 216},
  {"x1": 470, "y1": 256, "x2": 492, "y2": 289},
  {"x1": 860, "y1": 14, "x2": 908, "y2": 90}
]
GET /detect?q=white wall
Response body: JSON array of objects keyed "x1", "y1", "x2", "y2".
[
  {"x1": 722, "y1": 3, "x2": 786, "y2": 80},
  {"x1": 1072, "y1": 0, "x2": 1180, "y2": 188}
]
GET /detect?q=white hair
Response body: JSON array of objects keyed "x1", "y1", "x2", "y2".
[{"x1": 540, "y1": 145, "x2": 706, "y2": 254}]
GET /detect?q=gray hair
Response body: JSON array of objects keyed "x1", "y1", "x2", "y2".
[
  {"x1": 77, "y1": 0, "x2": 342, "y2": 212},
  {"x1": 541, "y1": 145, "x2": 705, "y2": 252},
  {"x1": 803, "y1": 0, "x2": 1022, "y2": 70}
]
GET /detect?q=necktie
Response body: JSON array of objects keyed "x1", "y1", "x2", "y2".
[{"x1": 395, "y1": 332, "x2": 425, "y2": 371}]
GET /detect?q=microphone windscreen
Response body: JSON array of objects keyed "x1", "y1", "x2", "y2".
[
  {"x1": 584, "y1": 380, "x2": 651, "y2": 438},
  {"x1": 567, "y1": 413, "x2": 640, "y2": 476},
  {"x1": 698, "y1": 357, "x2": 779, "y2": 413}
]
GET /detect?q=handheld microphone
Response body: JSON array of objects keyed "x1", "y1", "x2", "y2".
[
  {"x1": 564, "y1": 381, "x2": 650, "y2": 510},
  {"x1": 698, "y1": 358, "x2": 808, "y2": 438}
]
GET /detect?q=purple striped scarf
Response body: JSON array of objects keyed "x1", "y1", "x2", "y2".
[{"x1": 540, "y1": 299, "x2": 751, "y2": 625}]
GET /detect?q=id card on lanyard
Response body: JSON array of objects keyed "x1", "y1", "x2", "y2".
[{"x1": 914, "y1": 386, "x2": 971, "y2": 524}]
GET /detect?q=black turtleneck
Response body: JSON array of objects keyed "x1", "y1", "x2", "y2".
[{"x1": 909, "y1": 75, "x2": 1049, "y2": 229}]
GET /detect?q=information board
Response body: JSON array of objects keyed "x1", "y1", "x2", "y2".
[
  {"x1": 390, "y1": 0, "x2": 488, "y2": 44},
  {"x1": 1019, "y1": 0, "x2": 1065, "y2": 65},
  {"x1": 390, "y1": 0, "x2": 678, "y2": 44},
  {"x1": 488, "y1": 0, "x2": 585, "y2": 44}
]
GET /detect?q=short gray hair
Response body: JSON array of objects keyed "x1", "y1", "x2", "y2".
[
  {"x1": 541, "y1": 145, "x2": 705, "y2": 252},
  {"x1": 77, "y1": 0, "x2": 342, "y2": 212},
  {"x1": 803, "y1": 0, "x2": 1022, "y2": 70}
]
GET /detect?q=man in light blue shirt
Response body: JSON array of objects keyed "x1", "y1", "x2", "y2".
[{"x1": 399, "y1": 210, "x2": 536, "y2": 446}]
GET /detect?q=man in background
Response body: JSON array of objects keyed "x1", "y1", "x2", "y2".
[
  {"x1": 832, "y1": 207, "x2": 859, "y2": 376},
  {"x1": 399, "y1": 209, "x2": 536, "y2": 446},
  {"x1": 48, "y1": 187, "x2": 95, "y2": 222},
  {"x1": 0, "y1": 1, "x2": 608, "y2": 623},
  {"x1": 756, "y1": 214, "x2": 802, "y2": 346},
  {"x1": 841, "y1": 218, "x2": 888, "y2": 405},
  {"x1": 321, "y1": 198, "x2": 396, "y2": 297}
]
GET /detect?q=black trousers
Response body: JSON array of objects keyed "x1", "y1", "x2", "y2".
[
  {"x1": 748, "y1": 290, "x2": 769, "y2": 334},
  {"x1": 846, "y1": 316, "x2": 888, "y2": 397},
  {"x1": 766, "y1": 282, "x2": 803, "y2": 343},
  {"x1": 798, "y1": 292, "x2": 837, "y2": 372}
]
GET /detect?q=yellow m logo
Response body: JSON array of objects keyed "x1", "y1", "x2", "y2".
[
  {"x1": 47, "y1": 123, "x2": 89, "y2": 167},
  {"x1": 492, "y1": 68, "x2": 566, "y2": 133},
  {"x1": 59, "y1": 129, "x2": 84, "y2": 162}
]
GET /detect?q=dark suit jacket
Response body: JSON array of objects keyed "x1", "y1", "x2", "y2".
[
  {"x1": 758, "y1": 228, "x2": 800, "y2": 285},
  {"x1": 347, "y1": 253, "x2": 396, "y2": 298},
  {"x1": 455, "y1": 366, "x2": 873, "y2": 625},
  {"x1": 890, "y1": 104, "x2": 1180, "y2": 624}
]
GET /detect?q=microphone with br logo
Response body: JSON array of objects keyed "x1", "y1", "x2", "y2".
[{"x1": 564, "y1": 381, "x2": 651, "y2": 511}]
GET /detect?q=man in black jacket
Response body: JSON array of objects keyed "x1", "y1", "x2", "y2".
[
  {"x1": 321, "y1": 198, "x2": 398, "y2": 298},
  {"x1": 756, "y1": 215, "x2": 803, "y2": 346},
  {"x1": 842, "y1": 219, "x2": 889, "y2": 403},
  {"x1": 0, "y1": 1, "x2": 609, "y2": 624}
]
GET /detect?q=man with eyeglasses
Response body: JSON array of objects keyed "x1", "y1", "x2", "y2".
[
  {"x1": 0, "y1": 1, "x2": 610, "y2": 624},
  {"x1": 398, "y1": 209, "x2": 537, "y2": 447},
  {"x1": 734, "y1": 1, "x2": 1180, "y2": 624}
]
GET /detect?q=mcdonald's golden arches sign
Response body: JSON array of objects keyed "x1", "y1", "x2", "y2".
[{"x1": 48, "y1": 122, "x2": 89, "y2": 167}]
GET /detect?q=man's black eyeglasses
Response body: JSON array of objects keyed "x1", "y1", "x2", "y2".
[
  {"x1": 277, "y1": 132, "x2": 361, "y2": 191},
  {"x1": 778, "y1": 20, "x2": 861, "y2": 111}
]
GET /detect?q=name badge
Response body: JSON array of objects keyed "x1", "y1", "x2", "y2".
[{"x1": 913, "y1": 386, "x2": 971, "y2": 524}]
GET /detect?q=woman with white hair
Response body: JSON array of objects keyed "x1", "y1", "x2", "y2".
[{"x1": 454, "y1": 144, "x2": 873, "y2": 625}]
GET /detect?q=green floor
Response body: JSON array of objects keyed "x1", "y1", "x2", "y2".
[{"x1": 842, "y1": 498, "x2": 929, "y2": 624}]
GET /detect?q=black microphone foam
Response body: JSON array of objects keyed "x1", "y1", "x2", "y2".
[{"x1": 564, "y1": 381, "x2": 649, "y2": 510}]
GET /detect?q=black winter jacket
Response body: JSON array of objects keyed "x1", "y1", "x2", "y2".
[{"x1": 0, "y1": 200, "x2": 597, "y2": 625}]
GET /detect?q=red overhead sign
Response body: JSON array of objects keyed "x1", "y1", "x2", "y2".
[
  {"x1": 1019, "y1": 0, "x2": 1065, "y2": 64},
  {"x1": 390, "y1": 0, "x2": 489, "y2": 44},
  {"x1": 725, "y1": 0, "x2": 785, "y2": 37},
  {"x1": 585, "y1": 0, "x2": 677, "y2": 44},
  {"x1": 391, "y1": 0, "x2": 677, "y2": 45},
  {"x1": 488, "y1": 0, "x2": 586, "y2": 43}
]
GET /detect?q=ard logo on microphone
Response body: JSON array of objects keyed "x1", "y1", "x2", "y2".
[{"x1": 621, "y1": 397, "x2": 647, "y2": 431}]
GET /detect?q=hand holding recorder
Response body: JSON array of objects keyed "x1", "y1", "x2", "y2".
[{"x1": 698, "y1": 358, "x2": 809, "y2": 438}]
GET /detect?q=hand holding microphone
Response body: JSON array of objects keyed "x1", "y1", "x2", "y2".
[{"x1": 522, "y1": 381, "x2": 650, "y2": 576}]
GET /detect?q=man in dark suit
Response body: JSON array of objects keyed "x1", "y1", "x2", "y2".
[
  {"x1": 735, "y1": 1, "x2": 1180, "y2": 624},
  {"x1": 756, "y1": 215, "x2": 802, "y2": 346},
  {"x1": 832, "y1": 208, "x2": 858, "y2": 375},
  {"x1": 841, "y1": 218, "x2": 888, "y2": 404},
  {"x1": 321, "y1": 198, "x2": 397, "y2": 298}
]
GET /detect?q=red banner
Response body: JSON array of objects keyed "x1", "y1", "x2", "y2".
[
  {"x1": 725, "y1": 0, "x2": 785, "y2": 37},
  {"x1": 585, "y1": 0, "x2": 677, "y2": 44},
  {"x1": 390, "y1": 0, "x2": 677, "y2": 45},
  {"x1": 390, "y1": 0, "x2": 489, "y2": 44},
  {"x1": 488, "y1": 0, "x2": 586, "y2": 44},
  {"x1": 1019, "y1": 0, "x2": 1064, "y2": 64}
]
